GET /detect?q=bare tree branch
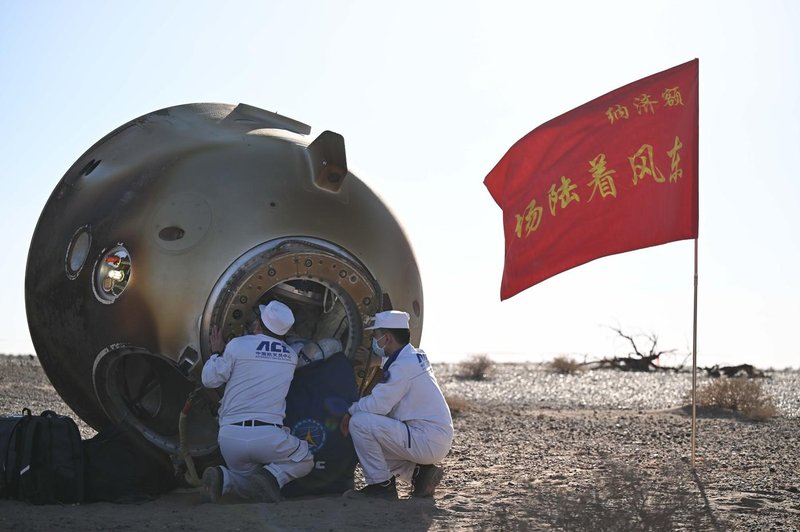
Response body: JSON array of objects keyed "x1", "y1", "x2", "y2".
[{"x1": 587, "y1": 326, "x2": 685, "y2": 372}]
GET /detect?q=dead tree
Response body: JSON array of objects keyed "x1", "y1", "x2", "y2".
[{"x1": 595, "y1": 327, "x2": 679, "y2": 372}]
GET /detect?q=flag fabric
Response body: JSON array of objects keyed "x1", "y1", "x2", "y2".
[{"x1": 484, "y1": 59, "x2": 698, "y2": 300}]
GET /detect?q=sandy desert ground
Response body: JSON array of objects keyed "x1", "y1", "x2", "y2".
[{"x1": 1, "y1": 355, "x2": 798, "y2": 531}]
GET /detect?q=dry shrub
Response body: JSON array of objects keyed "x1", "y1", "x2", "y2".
[
  {"x1": 547, "y1": 461, "x2": 707, "y2": 531},
  {"x1": 498, "y1": 460, "x2": 716, "y2": 531},
  {"x1": 445, "y1": 395, "x2": 471, "y2": 416},
  {"x1": 457, "y1": 354, "x2": 493, "y2": 380},
  {"x1": 549, "y1": 355, "x2": 581, "y2": 374},
  {"x1": 692, "y1": 377, "x2": 778, "y2": 420}
]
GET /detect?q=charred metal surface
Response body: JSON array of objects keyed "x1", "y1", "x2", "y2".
[{"x1": 25, "y1": 103, "x2": 423, "y2": 455}]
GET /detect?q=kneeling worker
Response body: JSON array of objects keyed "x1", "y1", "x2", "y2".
[
  {"x1": 342, "y1": 310, "x2": 453, "y2": 498},
  {"x1": 201, "y1": 301, "x2": 314, "y2": 502}
]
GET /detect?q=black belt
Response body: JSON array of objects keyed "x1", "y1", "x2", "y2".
[{"x1": 230, "y1": 420, "x2": 282, "y2": 427}]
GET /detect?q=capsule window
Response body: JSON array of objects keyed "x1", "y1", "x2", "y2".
[
  {"x1": 93, "y1": 245, "x2": 132, "y2": 303},
  {"x1": 65, "y1": 226, "x2": 92, "y2": 279}
]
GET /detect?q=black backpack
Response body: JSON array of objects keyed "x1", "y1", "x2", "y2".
[
  {"x1": 83, "y1": 423, "x2": 177, "y2": 503},
  {"x1": 1, "y1": 408, "x2": 84, "y2": 504},
  {"x1": 0, "y1": 411, "x2": 26, "y2": 498}
]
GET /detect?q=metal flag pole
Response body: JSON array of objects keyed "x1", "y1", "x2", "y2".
[{"x1": 691, "y1": 237, "x2": 699, "y2": 469}]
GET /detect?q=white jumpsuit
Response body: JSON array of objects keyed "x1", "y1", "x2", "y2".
[
  {"x1": 202, "y1": 333, "x2": 314, "y2": 499},
  {"x1": 348, "y1": 344, "x2": 453, "y2": 485}
]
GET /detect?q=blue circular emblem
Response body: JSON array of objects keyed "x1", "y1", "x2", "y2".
[{"x1": 292, "y1": 418, "x2": 327, "y2": 454}]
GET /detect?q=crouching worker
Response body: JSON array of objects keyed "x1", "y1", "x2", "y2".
[
  {"x1": 201, "y1": 301, "x2": 314, "y2": 503},
  {"x1": 342, "y1": 310, "x2": 453, "y2": 499}
]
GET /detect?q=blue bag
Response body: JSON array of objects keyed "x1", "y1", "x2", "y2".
[{"x1": 281, "y1": 352, "x2": 359, "y2": 497}]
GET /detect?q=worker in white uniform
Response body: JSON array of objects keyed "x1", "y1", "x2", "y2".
[
  {"x1": 341, "y1": 310, "x2": 453, "y2": 499},
  {"x1": 200, "y1": 300, "x2": 314, "y2": 503}
]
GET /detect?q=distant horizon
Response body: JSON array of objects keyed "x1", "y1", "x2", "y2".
[{"x1": 2, "y1": 350, "x2": 795, "y2": 371}]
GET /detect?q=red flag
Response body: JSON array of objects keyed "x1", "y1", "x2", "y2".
[{"x1": 485, "y1": 59, "x2": 698, "y2": 300}]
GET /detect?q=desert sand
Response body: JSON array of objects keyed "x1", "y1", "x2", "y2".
[{"x1": 1, "y1": 355, "x2": 798, "y2": 531}]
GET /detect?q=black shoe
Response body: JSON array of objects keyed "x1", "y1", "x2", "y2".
[
  {"x1": 250, "y1": 468, "x2": 283, "y2": 503},
  {"x1": 202, "y1": 466, "x2": 223, "y2": 503},
  {"x1": 411, "y1": 464, "x2": 443, "y2": 498},
  {"x1": 356, "y1": 476, "x2": 398, "y2": 499}
]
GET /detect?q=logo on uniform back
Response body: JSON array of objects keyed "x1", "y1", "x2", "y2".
[
  {"x1": 255, "y1": 340, "x2": 294, "y2": 362},
  {"x1": 256, "y1": 340, "x2": 290, "y2": 353},
  {"x1": 292, "y1": 418, "x2": 327, "y2": 454},
  {"x1": 416, "y1": 350, "x2": 431, "y2": 370}
]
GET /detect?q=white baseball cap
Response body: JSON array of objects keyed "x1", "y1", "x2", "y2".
[
  {"x1": 365, "y1": 310, "x2": 410, "y2": 330},
  {"x1": 258, "y1": 301, "x2": 295, "y2": 335}
]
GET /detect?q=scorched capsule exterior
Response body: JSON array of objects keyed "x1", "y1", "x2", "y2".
[{"x1": 25, "y1": 103, "x2": 423, "y2": 456}]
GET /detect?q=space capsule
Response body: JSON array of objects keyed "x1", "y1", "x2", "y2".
[{"x1": 24, "y1": 103, "x2": 423, "y2": 456}]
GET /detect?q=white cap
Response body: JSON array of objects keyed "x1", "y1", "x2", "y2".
[
  {"x1": 365, "y1": 310, "x2": 410, "y2": 330},
  {"x1": 258, "y1": 301, "x2": 295, "y2": 335}
]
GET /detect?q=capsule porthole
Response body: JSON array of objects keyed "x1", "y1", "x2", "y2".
[
  {"x1": 65, "y1": 226, "x2": 92, "y2": 279},
  {"x1": 92, "y1": 245, "x2": 132, "y2": 303}
]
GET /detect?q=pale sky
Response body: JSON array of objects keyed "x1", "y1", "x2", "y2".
[{"x1": 1, "y1": 1, "x2": 798, "y2": 368}]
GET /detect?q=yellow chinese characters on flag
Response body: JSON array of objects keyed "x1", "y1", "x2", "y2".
[{"x1": 484, "y1": 59, "x2": 699, "y2": 300}]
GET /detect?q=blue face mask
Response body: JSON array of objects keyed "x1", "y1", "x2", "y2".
[{"x1": 371, "y1": 334, "x2": 386, "y2": 358}]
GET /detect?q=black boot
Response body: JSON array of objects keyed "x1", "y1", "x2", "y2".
[
  {"x1": 202, "y1": 466, "x2": 223, "y2": 503},
  {"x1": 411, "y1": 464, "x2": 444, "y2": 498},
  {"x1": 356, "y1": 476, "x2": 398, "y2": 499}
]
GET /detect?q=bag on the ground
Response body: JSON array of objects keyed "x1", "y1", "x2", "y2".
[
  {"x1": 0, "y1": 410, "x2": 27, "y2": 498},
  {"x1": 282, "y1": 352, "x2": 359, "y2": 497},
  {"x1": 1, "y1": 408, "x2": 84, "y2": 504},
  {"x1": 83, "y1": 423, "x2": 177, "y2": 503}
]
